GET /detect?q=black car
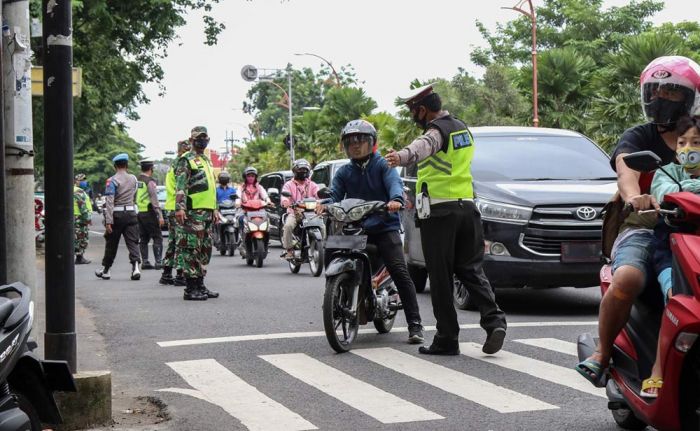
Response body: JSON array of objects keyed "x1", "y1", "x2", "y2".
[
  {"x1": 259, "y1": 170, "x2": 293, "y2": 241},
  {"x1": 402, "y1": 126, "x2": 617, "y2": 308}
]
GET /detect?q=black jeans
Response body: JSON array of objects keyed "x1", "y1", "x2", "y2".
[
  {"x1": 102, "y1": 211, "x2": 140, "y2": 267},
  {"x1": 419, "y1": 200, "x2": 506, "y2": 344},
  {"x1": 138, "y1": 212, "x2": 163, "y2": 262},
  {"x1": 368, "y1": 231, "x2": 421, "y2": 325}
]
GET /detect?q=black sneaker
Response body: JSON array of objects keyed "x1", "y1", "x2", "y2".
[
  {"x1": 75, "y1": 255, "x2": 91, "y2": 265},
  {"x1": 141, "y1": 261, "x2": 155, "y2": 270},
  {"x1": 159, "y1": 273, "x2": 174, "y2": 285},
  {"x1": 418, "y1": 342, "x2": 460, "y2": 356},
  {"x1": 408, "y1": 324, "x2": 424, "y2": 344},
  {"x1": 482, "y1": 327, "x2": 506, "y2": 354}
]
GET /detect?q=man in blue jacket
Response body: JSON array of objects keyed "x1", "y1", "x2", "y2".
[{"x1": 320, "y1": 119, "x2": 424, "y2": 344}]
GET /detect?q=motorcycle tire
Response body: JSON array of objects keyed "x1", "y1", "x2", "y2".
[
  {"x1": 13, "y1": 390, "x2": 42, "y2": 431},
  {"x1": 611, "y1": 408, "x2": 647, "y2": 430},
  {"x1": 219, "y1": 247, "x2": 226, "y2": 256},
  {"x1": 308, "y1": 235, "x2": 323, "y2": 277},
  {"x1": 245, "y1": 245, "x2": 254, "y2": 266},
  {"x1": 254, "y1": 238, "x2": 265, "y2": 268},
  {"x1": 289, "y1": 260, "x2": 301, "y2": 273},
  {"x1": 228, "y1": 243, "x2": 236, "y2": 257},
  {"x1": 373, "y1": 312, "x2": 396, "y2": 334},
  {"x1": 323, "y1": 272, "x2": 359, "y2": 353}
]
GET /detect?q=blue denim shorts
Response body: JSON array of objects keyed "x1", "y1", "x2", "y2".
[{"x1": 611, "y1": 230, "x2": 656, "y2": 283}]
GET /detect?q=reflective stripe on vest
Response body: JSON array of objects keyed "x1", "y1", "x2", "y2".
[
  {"x1": 73, "y1": 186, "x2": 82, "y2": 216},
  {"x1": 165, "y1": 168, "x2": 176, "y2": 211},
  {"x1": 136, "y1": 181, "x2": 151, "y2": 213},
  {"x1": 187, "y1": 155, "x2": 216, "y2": 210},
  {"x1": 417, "y1": 127, "x2": 474, "y2": 200}
]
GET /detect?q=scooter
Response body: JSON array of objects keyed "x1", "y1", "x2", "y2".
[
  {"x1": 215, "y1": 197, "x2": 239, "y2": 257},
  {"x1": 577, "y1": 151, "x2": 700, "y2": 431},
  {"x1": 281, "y1": 192, "x2": 325, "y2": 277},
  {"x1": 0, "y1": 282, "x2": 76, "y2": 430},
  {"x1": 321, "y1": 198, "x2": 402, "y2": 353},
  {"x1": 239, "y1": 199, "x2": 271, "y2": 268}
]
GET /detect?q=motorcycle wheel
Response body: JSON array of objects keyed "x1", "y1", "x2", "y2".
[
  {"x1": 289, "y1": 259, "x2": 301, "y2": 273},
  {"x1": 323, "y1": 272, "x2": 359, "y2": 353},
  {"x1": 373, "y1": 309, "x2": 396, "y2": 334},
  {"x1": 245, "y1": 243, "x2": 254, "y2": 266},
  {"x1": 308, "y1": 235, "x2": 323, "y2": 277},
  {"x1": 13, "y1": 390, "x2": 42, "y2": 431},
  {"x1": 219, "y1": 246, "x2": 226, "y2": 256},
  {"x1": 611, "y1": 408, "x2": 647, "y2": 430},
  {"x1": 254, "y1": 238, "x2": 265, "y2": 268},
  {"x1": 679, "y1": 342, "x2": 700, "y2": 429}
]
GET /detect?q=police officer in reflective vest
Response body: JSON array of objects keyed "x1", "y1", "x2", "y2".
[
  {"x1": 74, "y1": 173, "x2": 93, "y2": 264},
  {"x1": 386, "y1": 84, "x2": 507, "y2": 356},
  {"x1": 174, "y1": 127, "x2": 219, "y2": 300},
  {"x1": 96, "y1": 153, "x2": 142, "y2": 281},
  {"x1": 137, "y1": 158, "x2": 165, "y2": 270},
  {"x1": 160, "y1": 140, "x2": 190, "y2": 286}
]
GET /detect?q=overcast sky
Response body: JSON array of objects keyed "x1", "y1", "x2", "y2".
[{"x1": 126, "y1": 0, "x2": 700, "y2": 159}]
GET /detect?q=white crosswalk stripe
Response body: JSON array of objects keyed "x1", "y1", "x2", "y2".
[
  {"x1": 459, "y1": 342, "x2": 606, "y2": 398},
  {"x1": 352, "y1": 347, "x2": 558, "y2": 413},
  {"x1": 514, "y1": 338, "x2": 578, "y2": 356},
  {"x1": 260, "y1": 353, "x2": 443, "y2": 424}
]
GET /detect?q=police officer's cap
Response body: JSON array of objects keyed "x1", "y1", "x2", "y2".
[
  {"x1": 112, "y1": 153, "x2": 129, "y2": 163},
  {"x1": 140, "y1": 157, "x2": 155, "y2": 169},
  {"x1": 399, "y1": 83, "x2": 435, "y2": 109}
]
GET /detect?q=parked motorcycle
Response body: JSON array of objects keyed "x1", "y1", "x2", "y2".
[
  {"x1": 281, "y1": 192, "x2": 325, "y2": 277},
  {"x1": 0, "y1": 282, "x2": 76, "y2": 430},
  {"x1": 239, "y1": 199, "x2": 271, "y2": 268},
  {"x1": 321, "y1": 198, "x2": 402, "y2": 353},
  {"x1": 34, "y1": 198, "x2": 44, "y2": 245},
  {"x1": 577, "y1": 151, "x2": 700, "y2": 431},
  {"x1": 215, "y1": 197, "x2": 239, "y2": 257}
]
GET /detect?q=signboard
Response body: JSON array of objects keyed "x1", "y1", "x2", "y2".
[{"x1": 31, "y1": 66, "x2": 83, "y2": 97}]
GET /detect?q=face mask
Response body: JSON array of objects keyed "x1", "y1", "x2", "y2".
[
  {"x1": 677, "y1": 147, "x2": 700, "y2": 171},
  {"x1": 193, "y1": 138, "x2": 209, "y2": 149},
  {"x1": 246, "y1": 176, "x2": 256, "y2": 185},
  {"x1": 648, "y1": 98, "x2": 688, "y2": 128},
  {"x1": 412, "y1": 108, "x2": 428, "y2": 129},
  {"x1": 294, "y1": 171, "x2": 309, "y2": 181}
]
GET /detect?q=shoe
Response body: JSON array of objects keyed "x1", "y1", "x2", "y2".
[
  {"x1": 482, "y1": 327, "x2": 506, "y2": 354},
  {"x1": 575, "y1": 357, "x2": 609, "y2": 388},
  {"x1": 408, "y1": 324, "x2": 424, "y2": 344},
  {"x1": 173, "y1": 275, "x2": 186, "y2": 286},
  {"x1": 418, "y1": 343, "x2": 460, "y2": 356},
  {"x1": 198, "y1": 277, "x2": 219, "y2": 299},
  {"x1": 159, "y1": 273, "x2": 174, "y2": 285},
  {"x1": 95, "y1": 267, "x2": 111, "y2": 280},
  {"x1": 183, "y1": 279, "x2": 207, "y2": 301},
  {"x1": 640, "y1": 377, "x2": 663, "y2": 398},
  {"x1": 281, "y1": 249, "x2": 294, "y2": 260},
  {"x1": 141, "y1": 261, "x2": 155, "y2": 270},
  {"x1": 75, "y1": 255, "x2": 91, "y2": 265},
  {"x1": 154, "y1": 262, "x2": 163, "y2": 270},
  {"x1": 131, "y1": 262, "x2": 141, "y2": 281}
]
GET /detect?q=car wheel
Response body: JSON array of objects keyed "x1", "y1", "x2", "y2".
[{"x1": 408, "y1": 264, "x2": 428, "y2": 293}]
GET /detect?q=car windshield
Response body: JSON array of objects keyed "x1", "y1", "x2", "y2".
[{"x1": 471, "y1": 135, "x2": 614, "y2": 182}]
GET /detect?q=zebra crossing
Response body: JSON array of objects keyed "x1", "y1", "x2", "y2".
[{"x1": 159, "y1": 337, "x2": 605, "y2": 431}]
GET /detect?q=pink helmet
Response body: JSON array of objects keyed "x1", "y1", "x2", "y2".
[{"x1": 640, "y1": 56, "x2": 700, "y2": 126}]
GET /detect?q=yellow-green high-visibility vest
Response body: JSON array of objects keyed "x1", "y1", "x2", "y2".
[
  {"x1": 165, "y1": 167, "x2": 176, "y2": 211},
  {"x1": 136, "y1": 174, "x2": 153, "y2": 213},
  {"x1": 184, "y1": 152, "x2": 216, "y2": 210},
  {"x1": 73, "y1": 186, "x2": 84, "y2": 216}
]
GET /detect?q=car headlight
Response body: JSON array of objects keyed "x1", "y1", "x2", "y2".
[
  {"x1": 347, "y1": 203, "x2": 375, "y2": 222},
  {"x1": 259, "y1": 221, "x2": 268, "y2": 231},
  {"x1": 475, "y1": 198, "x2": 532, "y2": 225},
  {"x1": 248, "y1": 222, "x2": 259, "y2": 231}
]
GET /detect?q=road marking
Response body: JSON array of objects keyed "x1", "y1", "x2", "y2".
[
  {"x1": 514, "y1": 338, "x2": 578, "y2": 356},
  {"x1": 459, "y1": 343, "x2": 605, "y2": 398},
  {"x1": 260, "y1": 353, "x2": 442, "y2": 424},
  {"x1": 352, "y1": 347, "x2": 557, "y2": 413},
  {"x1": 164, "y1": 359, "x2": 316, "y2": 431},
  {"x1": 89, "y1": 230, "x2": 104, "y2": 235},
  {"x1": 157, "y1": 320, "x2": 598, "y2": 347}
]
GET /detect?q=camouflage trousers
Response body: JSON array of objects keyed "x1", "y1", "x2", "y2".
[
  {"x1": 174, "y1": 209, "x2": 213, "y2": 278},
  {"x1": 74, "y1": 219, "x2": 89, "y2": 255},
  {"x1": 163, "y1": 212, "x2": 179, "y2": 268}
]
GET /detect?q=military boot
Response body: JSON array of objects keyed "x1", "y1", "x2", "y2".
[
  {"x1": 141, "y1": 260, "x2": 155, "y2": 270},
  {"x1": 75, "y1": 254, "x2": 91, "y2": 265},
  {"x1": 159, "y1": 267, "x2": 174, "y2": 285},
  {"x1": 174, "y1": 270, "x2": 186, "y2": 286},
  {"x1": 198, "y1": 276, "x2": 219, "y2": 299},
  {"x1": 183, "y1": 278, "x2": 207, "y2": 301},
  {"x1": 131, "y1": 262, "x2": 141, "y2": 281}
]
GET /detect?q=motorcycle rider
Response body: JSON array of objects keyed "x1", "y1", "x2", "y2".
[
  {"x1": 214, "y1": 171, "x2": 238, "y2": 247},
  {"x1": 136, "y1": 157, "x2": 165, "y2": 270},
  {"x1": 236, "y1": 166, "x2": 271, "y2": 228},
  {"x1": 576, "y1": 56, "x2": 700, "y2": 386},
  {"x1": 160, "y1": 140, "x2": 190, "y2": 286},
  {"x1": 280, "y1": 159, "x2": 322, "y2": 260},
  {"x1": 318, "y1": 119, "x2": 424, "y2": 344},
  {"x1": 73, "y1": 173, "x2": 92, "y2": 264}
]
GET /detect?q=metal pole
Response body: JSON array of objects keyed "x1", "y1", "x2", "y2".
[
  {"x1": 43, "y1": 0, "x2": 76, "y2": 372},
  {"x1": 0, "y1": 5, "x2": 6, "y2": 286},
  {"x1": 295, "y1": 53, "x2": 340, "y2": 88},
  {"x1": 287, "y1": 65, "x2": 294, "y2": 166},
  {"x1": 529, "y1": 0, "x2": 539, "y2": 127}
]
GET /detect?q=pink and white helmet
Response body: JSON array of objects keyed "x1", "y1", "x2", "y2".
[{"x1": 640, "y1": 56, "x2": 700, "y2": 125}]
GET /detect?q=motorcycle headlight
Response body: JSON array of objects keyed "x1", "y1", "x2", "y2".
[
  {"x1": 347, "y1": 203, "x2": 375, "y2": 222},
  {"x1": 259, "y1": 221, "x2": 268, "y2": 231},
  {"x1": 327, "y1": 205, "x2": 346, "y2": 222},
  {"x1": 304, "y1": 201, "x2": 317, "y2": 211},
  {"x1": 475, "y1": 198, "x2": 532, "y2": 225},
  {"x1": 248, "y1": 222, "x2": 259, "y2": 231}
]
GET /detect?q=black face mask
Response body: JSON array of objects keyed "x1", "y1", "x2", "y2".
[
  {"x1": 412, "y1": 108, "x2": 428, "y2": 129},
  {"x1": 294, "y1": 171, "x2": 309, "y2": 181},
  {"x1": 648, "y1": 98, "x2": 689, "y2": 130},
  {"x1": 193, "y1": 138, "x2": 209, "y2": 149}
]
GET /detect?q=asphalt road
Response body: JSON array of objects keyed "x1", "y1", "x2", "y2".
[{"x1": 71, "y1": 216, "x2": 617, "y2": 431}]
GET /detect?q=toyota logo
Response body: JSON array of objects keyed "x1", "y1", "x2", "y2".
[{"x1": 576, "y1": 206, "x2": 597, "y2": 221}]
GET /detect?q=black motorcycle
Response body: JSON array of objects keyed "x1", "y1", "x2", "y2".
[
  {"x1": 281, "y1": 192, "x2": 325, "y2": 277},
  {"x1": 321, "y1": 199, "x2": 401, "y2": 353},
  {"x1": 215, "y1": 197, "x2": 239, "y2": 257},
  {"x1": 0, "y1": 282, "x2": 76, "y2": 430}
]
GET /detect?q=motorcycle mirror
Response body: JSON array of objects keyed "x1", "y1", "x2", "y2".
[
  {"x1": 623, "y1": 151, "x2": 661, "y2": 173},
  {"x1": 317, "y1": 187, "x2": 332, "y2": 199},
  {"x1": 268, "y1": 187, "x2": 280, "y2": 197},
  {"x1": 280, "y1": 190, "x2": 292, "y2": 198}
]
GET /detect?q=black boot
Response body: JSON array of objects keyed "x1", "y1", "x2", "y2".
[
  {"x1": 183, "y1": 278, "x2": 207, "y2": 301},
  {"x1": 198, "y1": 276, "x2": 219, "y2": 299},
  {"x1": 159, "y1": 267, "x2": 174, "y2": 285},
  {"x1": 141, "y1": 260, "x2": 155, "y2": 270},
  {"x1": 75, "y1": 254, "x2": 91, "y2": 265},
  {"x1": 174, "y1": 270, "x2": 186, "y2": 286}
]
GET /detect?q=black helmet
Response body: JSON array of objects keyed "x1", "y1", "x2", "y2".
[
  {"x1": 242, "y1": 166, "x2": 258, "y2": 181},
  {"x1": 218, "y1": 171, "x2": 231, "y2": 184},
  {"x1": 292, "y1": 159, "x2": 311, "y2": 173}
]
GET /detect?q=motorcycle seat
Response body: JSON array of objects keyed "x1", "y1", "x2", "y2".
[{"x1": 0, "y1": 297, "x2": 15, "y2": 327}]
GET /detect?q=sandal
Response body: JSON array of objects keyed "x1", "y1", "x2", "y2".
[
  {"x1": 640, "y1": 377, "x2": 663, "y2": 398},
  {"x1": 575, "y1": 358, "x2": 608, "y2": 387}
]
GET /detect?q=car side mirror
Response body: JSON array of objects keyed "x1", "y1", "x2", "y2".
[
  {"x1": 317, "y1": 187, "x2": 331, "y2": 199},
  {"x1": 623, "y1": 151, "x2": 662, "y2": 173}
]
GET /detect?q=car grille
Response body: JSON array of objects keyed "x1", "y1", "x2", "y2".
[{"x1": 520, "y1": 204, "x2": 604, "y2": 255}]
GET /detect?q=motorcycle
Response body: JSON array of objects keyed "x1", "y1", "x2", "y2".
[
  {"x1": 239, "y1": 199, "x2": 271, "y2": 268},
  {"x1": 215, "y1": 197, "x2": 240, "y2": 257},
  {"x1": 321, "y1": 198, "x2": 402, "y2": 353},
  {"x1": 281, "y1": 192, "x2": 325, "y2": 277},
  {"x1": 577, "y1": 150, "x2": 700, "y2": 431},
  {"x1": 0, "y1": 282, "x2": 76, "y2": 430},
  {"x1": 34, "y1": 198, "x2": 44, "y2": 245}
]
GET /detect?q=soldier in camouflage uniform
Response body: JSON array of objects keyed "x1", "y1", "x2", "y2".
[
  {"x1": 174, "y1": 126, "x2": 219, "y2": 300},
  {"x1": 160, "y1": 140, "x2": 191, "y2": 286},
  {"x1": 74, "y1": 173, "x2": 92, "y2": 264}
]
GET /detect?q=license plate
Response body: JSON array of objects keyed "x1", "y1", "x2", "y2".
[
  {"x1": 220, "y1": 209, "x2": 236, "y2": 215},
  {"x1": 561, "y1": 241, "x2": 601, "y2": 263},
  {"x1": 324, "y1": 235, "x2": 367, "y2": 250}
]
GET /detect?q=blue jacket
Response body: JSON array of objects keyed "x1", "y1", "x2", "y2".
[
  {"x1": 216, "y1": 186, "x2": 237, "y2": 204},
  {"x1": 328, "y1": 153, "x2": 405, "y2": 234}
]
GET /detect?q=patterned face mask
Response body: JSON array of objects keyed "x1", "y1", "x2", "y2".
[{"x1": 677, "y1": 147, "x2": 700, "y2": 171}]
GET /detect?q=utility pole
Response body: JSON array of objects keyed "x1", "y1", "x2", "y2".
[
  {"x1": 0, "y1": 4, "x2": 6, "y2": 285},
  {"x1": 2, "y1": 0, "x2": 36, "y2": 293},
  {"x1": 43, "y1": 0, "x2": 76, "y2": 372}
]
